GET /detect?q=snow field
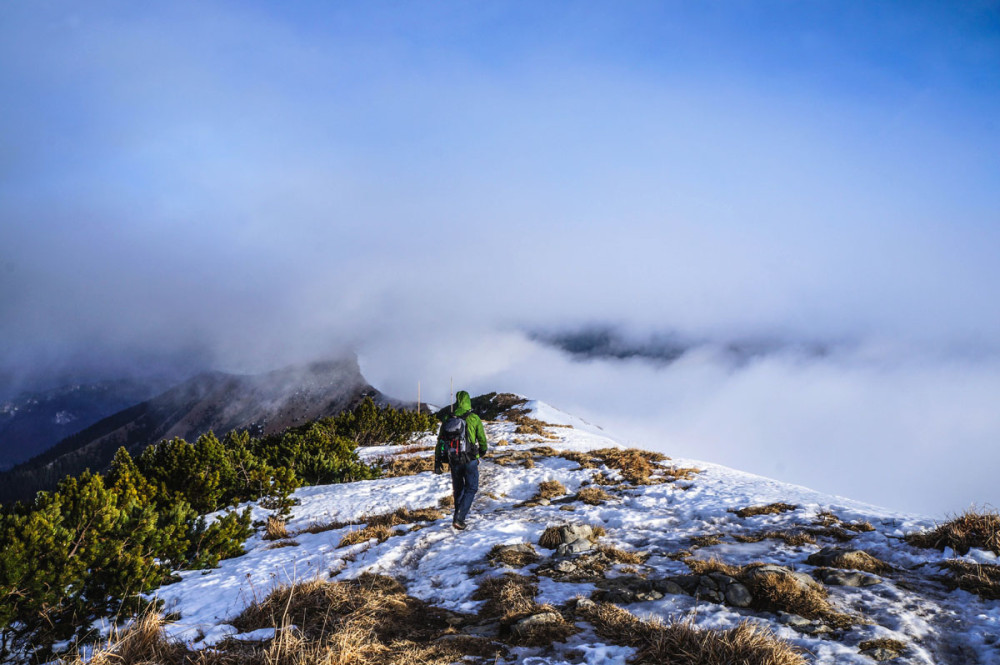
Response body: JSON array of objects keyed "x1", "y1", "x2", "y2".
[{"x1": 151, "y1": 402, "x2": 1000, "y2": 664}]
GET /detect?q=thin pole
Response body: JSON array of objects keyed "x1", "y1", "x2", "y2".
[
  {"x1": 417, "y1": 381, "x2": 421, "y2": 415},
  {"x1": 450, "y1": 376, "x2": 454, "y2": 413}
]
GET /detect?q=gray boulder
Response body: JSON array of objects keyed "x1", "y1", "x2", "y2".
[{"x1": 815, "y1": 568, "x2": 880, "y2": 587}]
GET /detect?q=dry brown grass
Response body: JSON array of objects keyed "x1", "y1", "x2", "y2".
[
  {"x1": 536, "y1": 479, "x2": 568, "y2": 499},
  {"x1": 73, "y1": 612, "x2": 187, "y2": 665},
  {"x1": 504, "y1": 407, "x2": 566, "y2": 440},
  {"x1": 538, "y1": 526, "x2": 565, "y2": 549},
  {"x1": 685, "y1": 559, "x2": 854, "y2": 627},
  {"x1": 941, "y1": 560, "x2": 1000, "y2": 600},
  {"x1": 229, "y1": 574, "x2": 500, "y2": 665},
  {"x1": 558, "y1": 447, "x2": 698, "y2": 485},
  {"x1": 858, "y1": 638, "x2": 906, "y2": 658},
  {"x1": 267, "y1": 539, "x2": 300, "y2": 550},
  {"x1": 815, "y1": 511, "x2": 875, "y2": 533},
  {"x1": 732, "y1": 503, "x2": 798, "y2": 519},
  {"x1": 580, "y1": 601, "x2": 806, "y2": 665},
  {"x1": 473, "y1": 573, "x2": 539, "y2": 619},
  {"x1": 906, "y1": 508, "x2": 1000, "y2": 556},
  {"x1": 339, "y1": 523, "x2": 395, "y2": 547},
  {"x1": 473, "y1": 573, "x2": 578, "y2": 646},
  {"x1": 488, "y1": 543, "x2": 541, "y2": 567},
  {"x1": 596, "y1": 545, "x2": 646, "y2": 565},
  {"x1": 734, "y1": 530, "x2": 817, "y2": 547},
  {"x1": 263, "y1": 515, "x2": 290, "y2": 541},
  {"x1": 336, "y1": 507, "x2": 444, "y2": 548},
  {"x1": 805, "y1": 549, "x2": 892, "y2": 574},
  {"x1": 381, "y1": 455, "x2": 436, "y2": 478},
  {"x1": 686, "y1": 558, "x2": 744, "y2": 577},
  {"x1": 575, "y1": 487, "x2": 611, "y2": 505},
  {"x1": 492, "y1": 450, "x2": 536, "y2": 468},
  {"x1": 438, "y1": 493, "x2": 454, "y2": 509},
  {"x1": 690, "y1": 534, "x2": 724, "y2": 548}
]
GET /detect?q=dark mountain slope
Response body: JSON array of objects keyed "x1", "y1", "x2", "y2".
[
  {"x1": 0, "y1": 358, "x2": 375, "y2": 506},
  {"x1": 0, "y1": 379, "x2": 169, "y2": 470}
]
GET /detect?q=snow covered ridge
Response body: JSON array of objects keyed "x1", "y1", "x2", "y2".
[{"x1": 123, "y1": 400, "x2": 1000, "y2": 665}]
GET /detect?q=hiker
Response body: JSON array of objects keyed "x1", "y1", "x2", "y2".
[{"x1": 434, "y1": 390, "x2": 488, "y2": 530}]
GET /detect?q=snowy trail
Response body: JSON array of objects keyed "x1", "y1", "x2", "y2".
[{"x1": 150, "y1": 403, "x2": 1000, "y2": 664}]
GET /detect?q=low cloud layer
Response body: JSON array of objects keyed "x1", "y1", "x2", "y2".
[{"x1": 1, "y1": 3, "x2": 998, "y2": 516}]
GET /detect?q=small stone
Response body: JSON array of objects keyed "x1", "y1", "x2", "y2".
[
  {"x1": 554, "y1": 560, "x2": 578, "y2": 573},
  {"x1": 816, "y1": 569, "x2": 879, "y2": 587},
  {"x1": 780, "y1": 613, "x2": 812, "y2": 628},
  {"x1": 566, "y1": 539, "x2": 593, "y2": 554},
  {"x1": 661, "y1": 581, "x2": 686, "y2": 596},
  {"x1": 537, "y1": 498, "x2": 551, "y2": 506},
  {"x1": 575, "y1": 597, "x2": 597, "y2": 611},
  {"x1": 866, "y1": 647, "x2": 901, "y2": 661},
  {"x1": 725, "y1": 582, "x2": 753, "y2": 607},
  {"x1": 799, "y1": 623, "x2": 833, "y2": 636},
  {"x1": 512, "y1": 612, "x2": 563, "y2": 636}
]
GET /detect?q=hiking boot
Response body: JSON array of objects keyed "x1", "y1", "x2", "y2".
[{"x1": 452, "y1": 519, "x2": 467, "y2": 530}]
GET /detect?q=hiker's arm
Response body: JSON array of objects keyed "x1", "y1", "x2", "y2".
[
  {"x1": 474, "y1": 416, "x2": 488, "y2": 454},
  {"x1": 434, "y1": 424, "x2": 446, "y2": 472}
]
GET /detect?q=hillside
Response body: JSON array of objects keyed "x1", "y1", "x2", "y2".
[
  {"x1": 0, "y1": 379, "x2": 169, "y2": 471},
  {"x1": 115, "y1": 399, "x2": 999, "y2": 665},
  {"x1": 0, "y1": 358, "x2": 377, "y2": 505}
]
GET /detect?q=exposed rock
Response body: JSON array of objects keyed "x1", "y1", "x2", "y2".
[
  {"x1": 511, "y1": 611, "x2": 563, "y2": 636},
  {"x1": 558, "y1": 539, "x2": 594, "y2": 555},
  {"x1": 660, "y1": 580, "x2": 686, "y2": 596},
  {"x1": 780, "y1": 613, "x2": 813, "y2": 628},
  {"x1": 537, "y1": 498, "x2": 551, "y2": 506},
  {"x1": 780, "y1": 612, "x2": 832, "y2": 635},
  {"x1": 554, "y1": 560, "x2": 578, "y2": 573},
  {"x1": 575, "y1": 597, "x2": 597, "y2": 611},
  {"x1": 815, "y1": 568, "x2": 880, "y2": 587},
  {"x1": 725, "y1": 582, "x2": 753, "y2": 607}
]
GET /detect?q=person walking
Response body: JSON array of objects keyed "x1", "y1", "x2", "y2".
[{"x1": 434, "y1": 390, "x2": 488, "y2": 530}]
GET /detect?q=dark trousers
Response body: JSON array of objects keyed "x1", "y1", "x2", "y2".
[{"x1": 450, "y1": 458, "x2": 479, "y2": 524}]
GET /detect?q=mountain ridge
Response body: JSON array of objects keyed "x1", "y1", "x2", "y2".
[{"x1": 0, "y1": 357, "x2": 378, "y2": 506}]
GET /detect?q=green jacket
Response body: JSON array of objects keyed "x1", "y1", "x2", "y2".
[{"x1": 436, "y1": 390, "x2": 488, "y2": 464}]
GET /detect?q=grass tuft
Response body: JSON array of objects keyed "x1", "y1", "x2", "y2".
[
  {"x1": 731, "y1": 503, "x2": 798, "y2": 519},
  {"x1": 336, "y1": 507, "x2": 444, "y2": 548},
  {"x1": 734, "y1": 531, "x2": 816, "y2": 547},
  {"x1": 488, "y1": 543, "x2": 541, "y2": 568},
  {"x1": 805, "y1": 549, "x2": 891, "y2": 574},
  {"x1": 381, "y1": 455, "x2": 436, "y2": 478},
  {"x1": 686, "y1": 559, "x2": 854, "y2": 627},
  {"x1": 581, "y1": 602, "x2": 806, "y2": 665},
  {"x1": 941, "y1": 560, "x2": 1000, "y2": 600},
  {"x1": 263, "y1": 515, "x2": 289, "y2": 541},
  {"x1": 230, "y1": 574, "x2": 499, "y2": 664},
  {"x1": 536, "y1": 479, "x2": 567, "y2": 499},
  {"x1": 575, "y1": 487, "x2": 611, "y2": 505},
  {"x1": 906, "y1": 508, "x2": 1000, "y2": 556}
]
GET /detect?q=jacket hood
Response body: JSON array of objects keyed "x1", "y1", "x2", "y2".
[{"x1": 454, "y1": 390, "x2": 472, "y2": 415}]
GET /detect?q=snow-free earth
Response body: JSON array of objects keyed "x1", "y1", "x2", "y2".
[{"x1": 147, "y1": 400, "x2": 999, "y2": 664}]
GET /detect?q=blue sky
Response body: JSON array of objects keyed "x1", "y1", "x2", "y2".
[{"x1": 1, "y1": 1, "x2": 999, "y2": 514}]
